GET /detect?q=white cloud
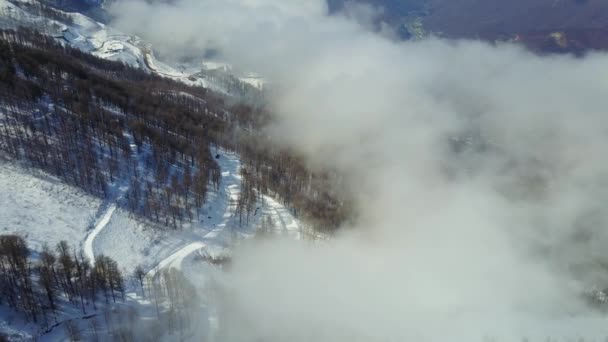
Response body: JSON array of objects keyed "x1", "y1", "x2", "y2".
[{"x1": 111, "y1": 1, "x2": 608, "y2": 340}]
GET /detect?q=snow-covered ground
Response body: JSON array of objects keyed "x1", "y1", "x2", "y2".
[
  {"x1": 91, "y1": 208, "x2": 185, "y2": 274},
  {"x1": 90, "y1": 150, "x2": 261, "y2": 276},
  {"x1": 0, "y1": 147, "x2": 303, "y2": 340},
  {"x1": 81, "y1": 149, "x2": 301, "y2": 340},
  {"x1": 0, "y1": 147, "x2": 301, "y2": 276},
  {"x1": 0, "y1": 159, "x2": 100, "y2": 252}
]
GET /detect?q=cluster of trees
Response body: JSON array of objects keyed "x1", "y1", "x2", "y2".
[
  {"x1": 255, "y1": 214, "x2": 277, "y2": 238},
  {"x1": 234, "y1": 167, "x2": 258, "y2": 226},
  {"x1": 0, "y1": 28, "x2": 224, "y2": 228},
  {"x1": 148, "y1": 269, "x2": 199, "y2": 338},
  {"x1": 0, "y1": 235, "x2": 195, "y2": 341},
  {"x1": 61, "y1": 305, "x2": 144, "y2": 342},
  {"x1": 122, "y1": 266, "x2": 200, "y2": 340},
  {"x1": 0, "y1": 235, "x2": 124, "y2": 330},
  {"x1": 237, "y1": 142, "x2": 354, "y2": 232},
  {"x1": 124, "y1": 146, "x2": 222, "y2": 229},
  {"x1": 0, "y1": 27, "x2": 351, "y2": 233}
]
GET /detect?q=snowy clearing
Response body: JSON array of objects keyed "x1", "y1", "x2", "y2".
[{"x1": 0, "y1": 159, "x2": 100, "y2": 252}]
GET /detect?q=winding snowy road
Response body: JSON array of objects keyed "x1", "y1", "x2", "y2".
[
  {"x1": 83, "y1": 204, "x2": 116, "y2": 266},
  {"x1": 263, "y1": 196, "x2": 302, "y2": 238},
  {"x1": 146, "y1": 241, "x2": 206, "y2": 279}
]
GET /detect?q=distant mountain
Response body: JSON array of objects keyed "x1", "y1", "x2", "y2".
[
  {"x1": 327, "y1": 0, "x2": 428, "y2": 16},
  {"x1": 327, "y1": 0, "x2": 429, "y2": 39},
  {"x1": 425, "y1": 0, "x2": 608, "y2": 53},
  {"x1": 335, "y1": 0, "x2": 608, "y2": 53}
]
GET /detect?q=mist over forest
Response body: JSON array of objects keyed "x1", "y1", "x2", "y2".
[{"x1": 1, "y1": 0, "x2": 608, "y2": 340}]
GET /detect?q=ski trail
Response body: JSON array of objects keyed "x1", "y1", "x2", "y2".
[
  {"x1": 146, "y1": 241, "x2": 206, "y2": 279},
  {"x1": 83, "y1": 204, "x2": 116, "y2": 266},
  {"x1": 264, "y1": 196, "x2": 301, "y2": 238},
  {"x1": 207, "y1": 181, "x2": 240, "y2": 239},
  {"x1": 273, "y1": 207, "x2": 289, "y2": 234},
  {"x1": 83, "y1": 133, "x2": 138, "y2": 266}
]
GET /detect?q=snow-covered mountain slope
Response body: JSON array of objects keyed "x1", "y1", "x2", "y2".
[
  {"x1": 0, "y1": 6, "x2": 308, "y2": 339},
  {"x1": 86, "y1": 148, "x2": 307, "y2": 276},
  {"x1": 0, "y1": 0, "x2": 264, "y2": 96},
  {"x1": 0, "y1": 147, "x2": 304, "y2": 340}
]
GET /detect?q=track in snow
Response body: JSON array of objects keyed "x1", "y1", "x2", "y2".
[
  {"x1": 82, "y1": 133, "x2": 139, "y2": 266},
  {"x1": 146, "y1": 241, "x2": 206, "y2": 279},
  {"x1": 263, "y1": 196, "x2": 302, "y2": 238},
  {"x1": 83, "y1": 204, "x2": 116, "y2": 266}
]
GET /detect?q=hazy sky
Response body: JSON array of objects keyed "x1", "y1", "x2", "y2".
[{"x1": 111, "y1": 1, "x2": 608, "y2": 340}]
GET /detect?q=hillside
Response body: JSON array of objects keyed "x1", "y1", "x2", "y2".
[
  {"x1": 2, "y1": 29, "x2": 347, "y2": 231},
  {"x1": 0, "y1": 28, "x2": 316, "y2": 340},
  {"x1": 5, "y1": 1, "x2": 608, "y2": 341}
]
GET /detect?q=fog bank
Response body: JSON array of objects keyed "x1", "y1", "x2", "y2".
[{"x1": 111, "y1": 1, "x2": 608, "y2": 340}]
